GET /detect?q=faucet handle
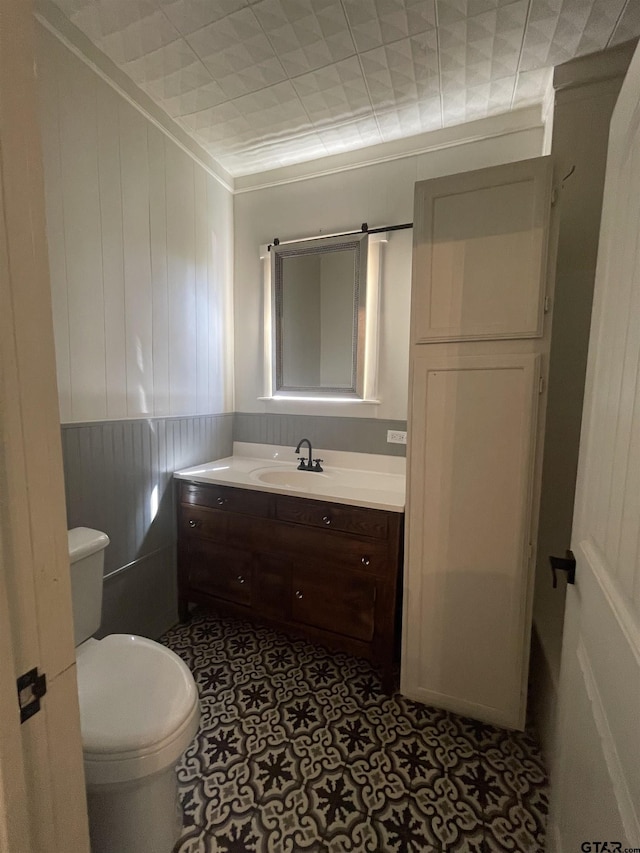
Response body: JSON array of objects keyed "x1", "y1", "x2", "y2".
[{"x1": 312, "y1": 458, "x2": 324, "y2": 472}]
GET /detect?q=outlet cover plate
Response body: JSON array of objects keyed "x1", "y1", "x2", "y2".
[{"x1": 387, "y1": 430, "x2": 407, "y2": 445}]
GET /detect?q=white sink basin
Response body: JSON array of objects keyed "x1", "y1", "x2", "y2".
[{"x1": 253, "y1": 468, "x2": 329, "y2": 488}]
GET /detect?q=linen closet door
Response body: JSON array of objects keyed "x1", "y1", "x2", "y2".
[{"x1": 403, "y1": 157, "x2": 554, "y2": 730}]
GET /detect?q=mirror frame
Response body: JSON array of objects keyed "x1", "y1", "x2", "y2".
[{"x1": 271, "y1": 232, "x2": 368, "y2": 398}]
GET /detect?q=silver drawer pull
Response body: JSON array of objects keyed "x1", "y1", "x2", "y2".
[
  {"x1": 322, "y1": 515, "x2": 331, "y2": 525},
  {"x1": 295, "y1": 589, "x2": 303, "y2": 600},
  {"x1": 237, "y1": 575, "x2": 245, "y2": 584},
  {"x1": 361, "y1": 556, "x2": 370, "y2": 566},
  {"x1": 216, "y1": 496, "x2": 226, "y2": 506},
  {"x1": 188, "y1": 519, "x2": 199, "y2": 528}
]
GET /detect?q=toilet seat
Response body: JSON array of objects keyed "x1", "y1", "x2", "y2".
[{"x1": 76, "y1": 635, "x2": 200, "y2": 786}]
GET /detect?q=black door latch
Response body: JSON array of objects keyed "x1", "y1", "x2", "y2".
[{"x1": 549, "y1": 550, "x2": 576, "y2": 588}]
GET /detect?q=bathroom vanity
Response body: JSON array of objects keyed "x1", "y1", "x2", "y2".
[{"x1": 175, "y1": 444, "x2": 405, "y2": 691}]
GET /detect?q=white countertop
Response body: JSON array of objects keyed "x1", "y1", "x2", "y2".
[{"x1": 174, "y1": 442, "x2": 406, "y2": 512}]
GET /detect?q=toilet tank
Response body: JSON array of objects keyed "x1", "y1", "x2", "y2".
[{"x1": 68, "y1": 527, "x2": 110, "y2": 647}]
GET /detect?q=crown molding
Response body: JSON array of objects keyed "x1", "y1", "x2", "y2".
[{"x1": 233, "y1": 106, "x2": 545, "y2": 193}]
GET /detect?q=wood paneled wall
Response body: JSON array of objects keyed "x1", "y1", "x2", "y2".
[
  {"x1": 36, "y1": 25, "x2": 234, "y2": 424},
  {"x1": 62, "y1": 413, "x2": 233, "y2": 637}
]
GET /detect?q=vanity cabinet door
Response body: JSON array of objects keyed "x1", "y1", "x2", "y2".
[
  {"x1": 290, "y1": 565, "x2": 376, "y2": 643},
  {"x1": 187, "y1": 537, "x2": 252, "y2": 607},
  {"x1": 253, "y1": 555, "x2": 291, "y2": 621}
]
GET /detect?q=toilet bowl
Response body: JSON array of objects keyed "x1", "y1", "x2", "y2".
[{"x1": 69, "y1": 528, "x2": 200, "y2": 853}]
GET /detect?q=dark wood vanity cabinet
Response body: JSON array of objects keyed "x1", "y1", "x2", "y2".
[{"x1": 177, "y1": 481, "x2": 404, "y2": 691}]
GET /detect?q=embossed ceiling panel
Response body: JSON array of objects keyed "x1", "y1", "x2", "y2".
[{"x1": 50, "y1": 0, "x2": 639, "y2": 175}]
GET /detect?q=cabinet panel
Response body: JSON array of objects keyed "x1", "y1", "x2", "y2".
[
  {"x1": 291, "y1": 565, "x2": 376, "y2": 643},
  {"x1": 403, "y1": 352, "x2": 540, "y2": 728},
  {"x1": 276, "y1": 495, "x2": 388, "y2": 539},
  {"x1": 412, "y1": 157, "x2": 551, "y2": 343},
  {"x1": 187, "y1": 537, "x2": 252, "y2": 606}
]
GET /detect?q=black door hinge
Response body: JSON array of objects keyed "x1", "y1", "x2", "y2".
[
  {"x1": 549, "y1": 551, "x2": 576, "y2": 588},
  {"x1": 17, "y1": 667, "x2": 47, "y2": 723}
]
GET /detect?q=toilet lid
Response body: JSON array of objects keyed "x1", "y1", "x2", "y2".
[{"x1": 76, "y1": 634, "x2": 198, "y2": 755}]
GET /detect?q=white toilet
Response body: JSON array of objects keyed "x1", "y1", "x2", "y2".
[{"x1": 68, "y1": 527, "x2": 200, "y2": 853}]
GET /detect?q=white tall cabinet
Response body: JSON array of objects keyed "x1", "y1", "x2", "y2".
[{"x1": 402, "y1": 157, "x2": 554, "y2": 730}]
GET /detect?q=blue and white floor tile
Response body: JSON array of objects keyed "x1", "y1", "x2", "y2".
[{"x1": 163, "y1": 612, "x2": 548, "y2": 853}]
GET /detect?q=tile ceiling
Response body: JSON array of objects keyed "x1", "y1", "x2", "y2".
[{"x1": 50, "y1": 0, "x2": 640, "y2": 176}]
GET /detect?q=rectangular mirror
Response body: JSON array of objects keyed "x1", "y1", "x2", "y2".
[{"x1": 271, "y1": 233, "x2": 368, "y2": 398}]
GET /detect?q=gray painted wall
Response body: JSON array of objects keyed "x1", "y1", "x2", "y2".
[
  {"x1": 234, "y1": 412, "x2": 407, "y2": 457},
  {"x1": 62, "y1": 413, "x2": 233, "y2": 638}
]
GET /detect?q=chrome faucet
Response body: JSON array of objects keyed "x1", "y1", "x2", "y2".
[{"x1": 294, "y1": 438, "x2": 323, "y2": 472}]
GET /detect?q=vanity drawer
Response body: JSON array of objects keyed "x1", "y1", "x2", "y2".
[
  {"x1": 274, "y1": 523, "x2": 390, "y2": 578},
  {"x1": 180, "y1": 505, "x2": 230, "y2": 541},
  {"x1": 180, "y1": 505, "x2": 272, "y2": 553},
  {"x1": 180, "y1": 482, "x2": 272, "y2": 518},
  {"x1": 275, "y1": 496, "x2": 389, "y2": 539},
  {"x1": 186, "y1": 538, "x2": 252, "y2": 606}
]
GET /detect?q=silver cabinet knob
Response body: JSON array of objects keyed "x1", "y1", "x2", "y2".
[
  {"x1": 188, "y1": 519, "x2": 198, "y2": 528},
  {"x1": 322, "y1": 515, "x2": 331, "y2": 525},
  {"x1": 216, "y1": 496, "x2": 226, "y2": 506},
  {"x1": 295, "y1": 589, "x2": 303, "y2": 599},
  {"x1": 237, "y1": 575, "x2": 245, "y2": 584},
  {"x1": 361, "y1": 556, "x2": 370, "y2": 566}
]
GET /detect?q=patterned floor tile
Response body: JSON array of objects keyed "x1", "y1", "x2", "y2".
[
  {"x1": 200, "y1": 763, "x2": 257, "y2": 830},
  {"x1": 344, "y1": 748, "x2": 408, "y2": 814},
  {"x1": 483, "y1": 797, "x2": 547, "y2": 852},
  {"x1": 162, "y1": 611, "x2": 549, "y2": 853},
  {"x1": 173, "y1": 824, "x2": 215, "y2": 853},
  {"x1": 322, "y1": 806, "x2": 380, "y2": 852},
  {"x1": 413, "y1": 772, "x2": 482, "y2": 848},
  {"x1": 328, "y1": 708, "x2": 380, "y2": 762},
  {"x1": 450, "y1": 758, "x2": 513, "y2": 820},
  {"x1": 387, "y1": 731, "x2": 443, "y2": 790},
  {"x1": 372, "y1": 794, "x2": 442, "y2": 851}
]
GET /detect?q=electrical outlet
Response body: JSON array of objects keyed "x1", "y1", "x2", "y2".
[{"x1": 387, "y1": 430, "x2": 407, "y2": 445}]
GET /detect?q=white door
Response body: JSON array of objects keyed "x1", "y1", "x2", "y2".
[
  {"x1": 0, "y1": 0, "x2": 91, "y2": 850},
  {"x1": 548, "y1": 44, "x2": 640, "y2": 850}
]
